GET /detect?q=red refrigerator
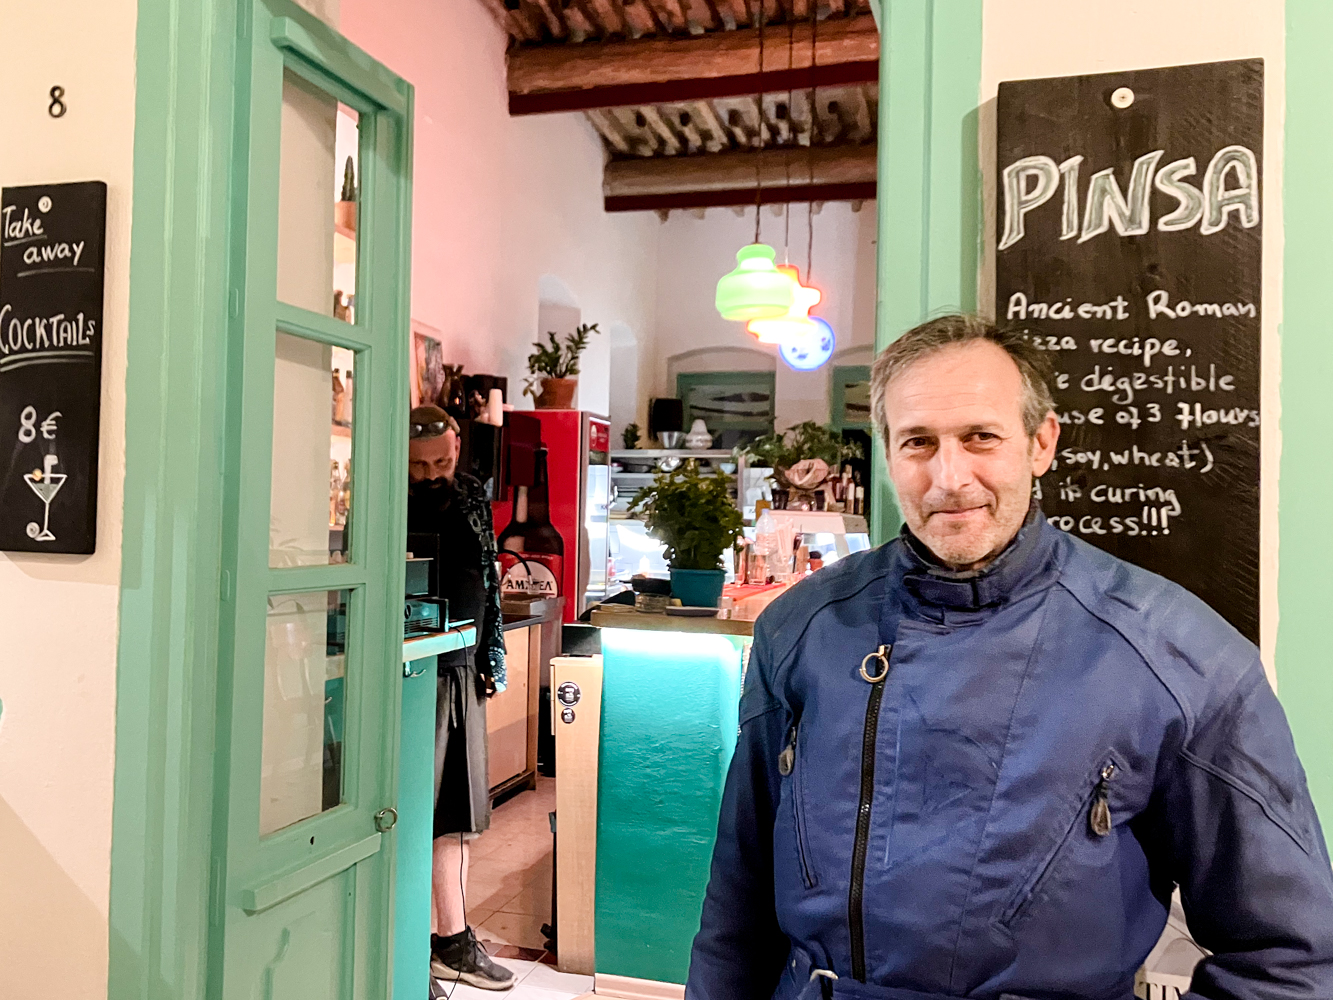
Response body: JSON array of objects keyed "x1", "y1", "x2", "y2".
[{"x1": 494, "y1": 410, "x2": 610, "y2": 624}]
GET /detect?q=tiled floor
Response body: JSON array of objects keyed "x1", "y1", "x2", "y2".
[{"x1": 436, "y1": 777, "x2": 593, "y2": 999}]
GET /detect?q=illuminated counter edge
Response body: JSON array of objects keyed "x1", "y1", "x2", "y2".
[
  {"x1": 402, "y1": 625, "x2": 476, "y2": 662},
  {"x1": 589, "y1": 606, "x2": 754, "y2": 637}
]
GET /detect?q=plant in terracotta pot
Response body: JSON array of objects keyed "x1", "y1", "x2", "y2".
[
  {"x1": 741, "y1": 421, "x2": 863, "y2": 509},
  {"x1": 630, "y1": 460, "x2": 743, "y2": 608},
  {"x1": 523, "y1": 322, "x2": 600, "y2": 408}
]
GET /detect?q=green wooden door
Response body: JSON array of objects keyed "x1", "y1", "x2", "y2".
[{"x1": 209, "y1": 4, "x2": 413, "y2": 998}]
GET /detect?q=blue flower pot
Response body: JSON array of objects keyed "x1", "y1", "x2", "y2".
[{"x1": 670, "y1": 568, "x2": 726, "y2": 608}]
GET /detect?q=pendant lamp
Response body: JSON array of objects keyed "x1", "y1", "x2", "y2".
[
  {"x1": 715, "y1": 243, "x2": 795, "y2": 322},
  {"x1": 780, "y1": 316, "x2": 836, "y2": 371},
  {"x1": 748, "y1": 265, "x2": 820, "y2": 343}
]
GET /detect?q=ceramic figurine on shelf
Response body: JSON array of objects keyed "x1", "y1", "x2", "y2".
[
  {"x1": 332, "y1": 369, "x2": 349, "y2": 426},
  {"x1": 329, "y1": 461, "x2": 343, "y2": 527},
  {"x1": 439, "y1": 364, "x2": 467, "y2": 418},
  {"x1": 685, "y1": 418, "x2": 713, "y2": 450}
]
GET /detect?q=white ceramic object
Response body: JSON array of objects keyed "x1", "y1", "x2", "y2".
[{"x1": 685, "y1": 418, "x2": 713, "y2": 450}]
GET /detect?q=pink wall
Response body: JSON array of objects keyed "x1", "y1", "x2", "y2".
[{"x1": 339, "y1": 0, "x2": 660, "y2": 416}]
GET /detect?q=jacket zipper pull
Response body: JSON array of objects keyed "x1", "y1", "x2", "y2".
[
  {"x1": 1089, "y1": 762, "x2": 1116, "y2": 837},
  {"x1": 778, "y1": 726, "x2": 796, "y2": 776}
]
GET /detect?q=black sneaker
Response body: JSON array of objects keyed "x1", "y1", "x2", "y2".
[{"x1": 430, "y1": 928, "x2": 516, "y2": 991}]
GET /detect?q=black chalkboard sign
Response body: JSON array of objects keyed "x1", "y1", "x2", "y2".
[
  {"x1": 0, "y1": 181, "x2": 107, "y2": 554},
  {"x1": 996, "y1": 60, "x2": 1262, "y2": 643}
]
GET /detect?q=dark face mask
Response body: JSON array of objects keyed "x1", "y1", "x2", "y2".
[{"x1": 410, "y1": 476, "x2": 458, "y2": 496}]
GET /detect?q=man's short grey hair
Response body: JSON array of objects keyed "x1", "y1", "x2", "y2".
[{"x1": 870, "y1": 314, "x2": 1057, "y2": 442}]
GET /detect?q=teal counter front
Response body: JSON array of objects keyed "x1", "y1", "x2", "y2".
[
  {"x1": 588, "y1": 609, "x2": 750, "y2": 987},
  {"x1": 395, "y1": 626, "x2": 475, "y2": 1000}
]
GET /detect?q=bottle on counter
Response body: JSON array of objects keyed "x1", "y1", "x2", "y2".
[{"x1": 497, "y1": 445, "x2": 564, "y2": 599}]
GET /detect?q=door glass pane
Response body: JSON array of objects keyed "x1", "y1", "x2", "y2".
[
  {"x1": 261, "y1": 589, "x2": 350, "y2": 835},
  {"x1": 277, "y1": 69, "x2": 359, "y2": 321},
  {"x1": 270, "y1": 332, "x2": 355, "y2": 566}
]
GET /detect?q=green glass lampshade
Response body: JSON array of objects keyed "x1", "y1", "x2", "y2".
[{"x1": 715, "y1": 243, "x2": 796, "y2": 321}]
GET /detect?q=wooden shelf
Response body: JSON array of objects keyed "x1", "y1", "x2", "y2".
[{"x1": 611, "y1": 449, "x2": 732, "y2": 460}]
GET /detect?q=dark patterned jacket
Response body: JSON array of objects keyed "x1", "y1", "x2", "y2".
[{"x1": 407, "y1": 472, "x2": 506, "y2": 692}]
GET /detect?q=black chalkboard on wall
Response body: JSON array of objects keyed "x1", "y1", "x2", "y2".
[
  {"x1": 996, "y1": 60, "x2": 1262, "y2": 643},
  {"x1": 0, "y1": 181, "x2": 107, "y2": 554}
]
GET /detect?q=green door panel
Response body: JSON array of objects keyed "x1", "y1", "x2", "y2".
[
  {"x1": 208, "y1": 2, "x2": 414, "y2": 997},
  {"x1": 234, "y1": 874, "x2": 355, "y2": 1000}
]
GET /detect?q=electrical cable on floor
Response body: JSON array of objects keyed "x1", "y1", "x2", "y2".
[{"x1": 438, "y1": 663, "x2": 469, "y2": 998}]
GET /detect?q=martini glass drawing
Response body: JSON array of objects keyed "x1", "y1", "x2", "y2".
[{"x1": 24, "y1": 454, "x2": 66, "y2": 542}]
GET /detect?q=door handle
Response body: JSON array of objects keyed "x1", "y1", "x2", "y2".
[{"x1": 375, "y1": 807, "x2": 398, "y2": 832}]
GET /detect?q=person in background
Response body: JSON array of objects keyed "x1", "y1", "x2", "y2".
[
  {"x1": 407, "y1": 405, "x2": 514, "y2": 991},
  {"x1": 687, "y1": 315, "x2": 1333, "y2": 999}
]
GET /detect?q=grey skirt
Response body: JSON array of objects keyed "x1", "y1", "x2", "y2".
[{"x1": 434, "y1": 664, "x2": 491, "y2": 838}]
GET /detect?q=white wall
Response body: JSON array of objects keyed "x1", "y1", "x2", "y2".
[
  {"x1": 979, "y1": 0, "x2": 1285, "y2": 677},
  {"x1": 651, "y1": 201, "x2": 877, "y2": 431},
  {"x1": 0, "y1": 0, "x2": 137, "y2": 994},
  {"x1": 340, "y1": 0, "x2": 659, "y2": 428}
]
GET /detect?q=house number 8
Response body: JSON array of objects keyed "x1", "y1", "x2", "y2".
[{"x1": 49, "y1": 86, "x2": 67, "y2": 118}]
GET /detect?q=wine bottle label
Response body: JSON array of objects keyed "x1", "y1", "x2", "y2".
[{"x1": 498, "y1": 551, "x2": 563, "y2": 598}]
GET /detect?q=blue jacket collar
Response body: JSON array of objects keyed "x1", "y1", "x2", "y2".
[{"x1": 898, "y1": 503, "x2": 1060, "y2": 612}]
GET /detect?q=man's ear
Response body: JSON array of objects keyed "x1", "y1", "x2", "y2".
[{"x1": 1030, "y1": 411, "x2": 1060, "y2": 477}]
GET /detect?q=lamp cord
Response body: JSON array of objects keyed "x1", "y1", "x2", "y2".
[
  {"x1": 784, "y1": 16, "x2": 795, "y2": 263},
  {"x1": 754, "y1": 0, "x2": 765, "y2": 245},
  {"x1": 807, "y1": 0, "x2": 818, "y2": 282}
]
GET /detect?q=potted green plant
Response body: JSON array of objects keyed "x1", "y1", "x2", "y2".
[
  {"x1": 630, "y1": 461, "x2": 743, "y2": 608},
  {"x1": 740, "y1": 421, "x2": 863, "y2": 507},
  {"x1": 622, "y1": 422, "x2": 641, "y2": 449},
  {"x1": 523, "y1": 322, "x2": 600, "y2": 409}
]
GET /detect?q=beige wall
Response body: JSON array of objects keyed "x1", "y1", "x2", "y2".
[
  {"x1": 340, "y1": 0, "x2": 661, "y2": 426},
  {"x1": 0, "y1": 0, "x2": 138, "y2": 995},
  {"x1": 979, "y1": 0, "x2": 1285, "y2": 679}
]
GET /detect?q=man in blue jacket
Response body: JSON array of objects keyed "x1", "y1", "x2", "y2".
[{"x1": 687, "y1": 315, "x2": 1333, "y2": 1000}]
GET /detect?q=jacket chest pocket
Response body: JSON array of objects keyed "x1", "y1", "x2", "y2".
[
  {"x1": 780, "y1": 721, "x2": 819, "y2": 889},
  {"x1": 998, "y1": 755, "x2": 1121, "y2": 930}
]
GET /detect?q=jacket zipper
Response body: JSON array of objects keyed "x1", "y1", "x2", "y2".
[
  {"x1": 1000, "y1": 757, "x2": 1117, "y2": 929},
  {"x1": 781, "y1": 723, "x2": 818, "y2": 889},
  {"x1": 849, "y1": 646, "x2": 892, "y2": 981}
]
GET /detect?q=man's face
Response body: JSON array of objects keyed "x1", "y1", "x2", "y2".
[
  {"x1": 408, "y1": 430, "x2": 460, "y2": 483},
  {"x1": 883, "y1": 341, "x2": 1059, "y2": 570}
]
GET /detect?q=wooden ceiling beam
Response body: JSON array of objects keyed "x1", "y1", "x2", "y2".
[
  {"x1": 603, "y1": 142, "x2": 874, "y2": 210},
  {"x1": 481, "y1": 0, "x2": 543, "y2": 42},
  {"x1": 585, "y1": 108, "x2": 634, "y2": 152},
  {"x1": 585, "y1": 0, "x2": 629, "y2": 36},
  {"x1": 530, "y1": 0, "x2": 571, "y2": 38},
  {"x1": 509, "y1": 13, "x2": 878, "y2": 114}
]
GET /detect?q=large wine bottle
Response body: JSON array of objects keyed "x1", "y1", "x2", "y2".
[{"x1": 496, "y1": 445, "x2": 564, "y2": 599}]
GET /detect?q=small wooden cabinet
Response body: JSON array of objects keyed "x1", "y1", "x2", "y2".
[{"x1": 487, "y1": 597, "x2": 563, "y2": 798}]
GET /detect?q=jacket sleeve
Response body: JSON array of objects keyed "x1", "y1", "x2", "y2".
[
  {"x1": 686, "y1": 631, "x2": 791, "y2": 1000},
  {"x1": 473, "y1": 484, "x2": 506, "y2": 692},
  {"x1": 1161, "y1": 662, "x2": 1333, "y2": 999}
]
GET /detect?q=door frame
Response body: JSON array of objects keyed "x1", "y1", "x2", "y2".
[{"x1": 108, "y1": 1, "x2": 414, "y2": 996}]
